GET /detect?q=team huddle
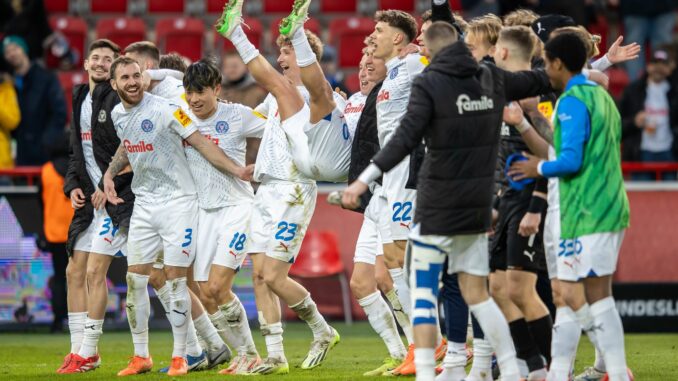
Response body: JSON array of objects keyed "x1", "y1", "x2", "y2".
[{"x1": 57, "y1": 0, "x2": 637, "y2": 380}]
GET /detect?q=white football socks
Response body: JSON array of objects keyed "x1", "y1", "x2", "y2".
[
  {"x1": 470, "y1": 298, "x2": 520, "y2": 381},
  {"x1": 414, "y1": 347, "x2": 436, "y2": 381},
  {"x1": 78, "y1": 318, "x2": 103, "y2": 358},
  {"x1": 193, "y1": 312, "x2": 225, "y2": 353},
  {"x1": 259, "y1": 315, "x2": 285, "y2": 362},
  {"x1": 229, "y1": 25, "x2": 259, "y2": 64},
  {"x1": 219, "y1": 296, "x2": 258, "y2": 355},
  {"x1": 68, "y1": 311, "x2": 86, "y2": 354},
  {"x1": 358, "y1": 291, "x2": 407, "y2": 359},
  {"x1": 289, "y1": 294, "x2": 332, "y2": 340},
  {"x1": 167, "y1": 277, "x2": 191, "y2": 358},
  {"x1": 548, "y1": 306, "x2": 581, "y2": 381},
  {"x1": 590, "y1": 297, "x2": 629, "y2": 381},
  {"x1": 467, "y1": 338, "x2": 493, "y2": 381},
  {"x1": 437, "y1": 341, "x2": 467, "y2": 381},
  {"x1": 386, "y1": 271, "x2": 414, "y2": 345},
  {"x1": 126, "y1": 273, "x2": 150, "y2": 358},
  {"x1": 291, "y1": 26, "x2": 317, "y2": 67}
]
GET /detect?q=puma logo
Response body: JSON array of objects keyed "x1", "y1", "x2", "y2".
[
  {"x1": 563, "y1": 260, "x2": 575, "y2": 269},
  {"x1": 85, "y1": 325, "x2": 96, "y2": 330},
  {"x1": 400, "y1": 222, "x2": 411, "y2": 229},
  {"x1": 536, "y1": 22, "x2": 546, "y2": 35},
  {"x1": 182, "y1": 250, "x2": 190, "y2": 257},
  {"x1": 278, "y1": 242, "x2": 289, "y2": 252},
  {"x1": 229, "y1": 250, "x2": 237, "y2": 259},
  {"x1": 523, "y1": 250, "x2": 536, "y2": 262},
  {"x1": 104, "y1": 237, "x2": 113, "y2": 245},
  {"x1": 172, "y1": 309, "x2": 188, "y2": 317}
]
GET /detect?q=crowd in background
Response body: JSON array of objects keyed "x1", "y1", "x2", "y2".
[{"x1": 0, "y1": 0, "x2": 677, "y2": 177}]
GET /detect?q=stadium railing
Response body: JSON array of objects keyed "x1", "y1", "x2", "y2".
[
  {"x1": 0, "y1": 167, "x2": 43, "y2": 186},
  {"x1": 621, "y1": 162, "x2": 678, "y2": 181}
]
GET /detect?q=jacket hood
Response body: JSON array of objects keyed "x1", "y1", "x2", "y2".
[{"x1": 428, "y1": 42, "x2": 479, "y2": 77}]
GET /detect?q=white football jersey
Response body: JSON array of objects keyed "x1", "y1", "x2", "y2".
[
  {"x1": 112, "y1": 93, "x2": 198, "y2": 205},
  {"x1": 185, "y1": 102, "x2": 266, "y2": 209},
  {"x1": 344, "y1": 92, "x2": 367, "y2": 137},
  {"x1": 80, "y1": 92, "x2": 103, "y2": 187},
  {"x1": 253, "y1": 86, "x2": 314, "y2": 183},
  {"x1": 150, "y1": 76, "x2": 186, "y2": 107},
  {"x1": 376, "y1": 54, "x2": 427, "y2": 146}
]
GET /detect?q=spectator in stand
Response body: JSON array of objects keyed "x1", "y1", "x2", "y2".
[
  {"x1": 3, "y1": 35, "x2": 66, "y2": 166},
  {"x1": 620, "y1": 48, "x2": 678, "y2": 180},
  {"x1": 0, "y1": 0, "x2": 52, "y2": 61},
  {"x1": 220, "y1": 50, "x2": 267, "y2": 108},
  {"x1": 616, "y1": 0, "x2": 678, "y2": 80},
  {"x1": 319, "y1": 45, "x2": 349, "y2": 96},
  {"x1": 0, "y1": 70, "x2": 20, "y2": 169}
]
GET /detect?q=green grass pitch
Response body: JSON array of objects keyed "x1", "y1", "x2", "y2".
[{"x1": 1, "y1": 323, "x2": 676, "y2": 380}]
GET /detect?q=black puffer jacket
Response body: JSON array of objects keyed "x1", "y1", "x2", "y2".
[
  {"x1": 371, "y1": 42, "x2": 550, "y2": 235},
  {"x1": 63, "y1": 82, "x2": 134, "y2": 255},
  {"x1": 348, "y1": 81, "x2": 383, "y2": 213}
]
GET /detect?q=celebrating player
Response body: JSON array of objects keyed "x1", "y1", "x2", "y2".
[
  {"x1": 508, "y1": 33, "x2": 632, "y2": 381},
  {"x1": 103, "y1": 56, "x2": 250, "y2": 376},
  {"x1": 216, "y1": 0, "x2": 339, "y2": 374},
  {"x1": 181, "y1": 59, "x2": 265, "y2": 374},
  {"x1": 59, "y1": 39, "x2": 128, "y2": 374}
]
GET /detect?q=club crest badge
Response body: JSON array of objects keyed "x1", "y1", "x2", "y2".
[
  {"x1": 215, "y1": 121, "x2": 229, "y2": 134},
  {"x1": 141, "y1": 119, "x2": 154, "y2": 133}
]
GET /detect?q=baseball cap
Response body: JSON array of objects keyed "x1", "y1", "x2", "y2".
[
  {"x1": 649, "y1": 49, "x2": 670, "y2": 63},
  {"x1": 531, "y1": 15, "x2": 577, "y2": 43}
]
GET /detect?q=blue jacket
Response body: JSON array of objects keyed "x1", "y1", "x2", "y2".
[{"x1": 13, "y1": 63, "x2": 67, "y2": 166}]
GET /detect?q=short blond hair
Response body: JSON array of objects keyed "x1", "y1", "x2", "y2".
[
  {"x1": 503, "y1": 9, "x2": 539, "y2": 27},
  {"x1": 467, "y1": 14, "x2": 502, "y2": 47},
  {"x1": 498, "y1": 26, "x2": 538, "y2": 62},
  {"x1": 276, "y1": 30, "x2": 323, "y2": 61}
]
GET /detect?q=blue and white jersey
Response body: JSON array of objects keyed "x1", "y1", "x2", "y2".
[
  {"x1": 376, "y1": 54, "x2": 426, "y2": 147},
  {"x1": 112, "y1": 93, "x2": 198, "y2": 205},
  {"x1": 185, "y1": 102, "x2": 266, "y2": 209}
]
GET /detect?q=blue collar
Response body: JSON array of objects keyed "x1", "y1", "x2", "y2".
[{"x1": 565, "y1": 73, "x2": 595, "y2": 91}]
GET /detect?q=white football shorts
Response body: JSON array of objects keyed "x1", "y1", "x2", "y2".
[
  {"x1": 73, "y1": 207, "x2": 127, "y2": 257},
  {"x1": 248, "y1": 180, "x2": 317, "y2": 263},
  {"x1": 127, "y1": 195, "x2": 198, "y2": 268}
]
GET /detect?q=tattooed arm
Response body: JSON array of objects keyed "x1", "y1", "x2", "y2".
[
  {"x1": 101, "y1": 143, "x2": 129, "y2": 205},
  {"x1": 518, "y1": 97, "x2": 554, "y2": 145}
]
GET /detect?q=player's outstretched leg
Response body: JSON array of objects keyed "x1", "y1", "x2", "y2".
[{"x1": 279, "y1": 0, "x2": 335, "y2": 123}]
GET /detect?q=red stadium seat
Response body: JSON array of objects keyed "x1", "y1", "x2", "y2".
[
  {"x1": 148, "y1": 0, "x2": 185, "y2": 13},
  {"x1": 289, "y1": 231, "x2": 352, "y2": 324},
  {"x1": 44, "y1": 0, "x2": 69, "y2": 13},
  {"x1": 57, "y1": 71, "x2": 88, "y2": 124},
  {"x1": 380, "y1": 0, "x2": 416, "y2": 12},
  {"x1": 48, "y1": 16, "x2": 87, "y2": 68},
  {"x1": 206, "y1": 0, "x2": 225, "y2": 13},
  {"x1": 96, "y1": 17, "x2": 146, "y2": 52},
  {"x1": 90, "y1": 0, "x2": 128, "y2": 13},
  {"x1": 155, "y1": 17, "x2": 204, "y2": 62},
  {"x1": 321, "y1": 0, "x2": 357, "y2": 13},
  {"x1": 263, "y1": 0, "x2": 294, "y2": 13},
  {"x1": 269, "y1": 17, "x2": 321, "y2": 48},
  {"x1": 216, "y1": 17, "x2": 262, "y2": 52},
  {"x1": 329, "y1": 17, "x2": 375, "y2": 68}
]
